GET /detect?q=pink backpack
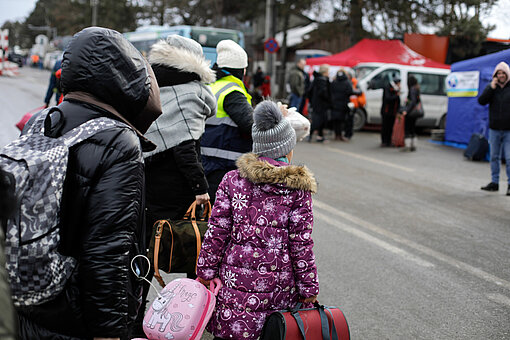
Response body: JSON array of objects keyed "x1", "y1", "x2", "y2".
[{"x1": 141, "y1": 278, "x2": 221, "y2": 340}]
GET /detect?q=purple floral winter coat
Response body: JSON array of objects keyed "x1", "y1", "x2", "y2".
[{"x1": 196, "y1": 153, "x2": 319, "y2": 340}]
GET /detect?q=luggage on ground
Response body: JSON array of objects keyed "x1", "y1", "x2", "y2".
[
  {"x1": 464, "y1": 133, "x2": 489, "y2": 161},
  {"x1": 392, "y1": 114, "x2": 405, "y2": 147},
  {"x1": 260, "y1": 302, "x2": 350, "y2": 340}
]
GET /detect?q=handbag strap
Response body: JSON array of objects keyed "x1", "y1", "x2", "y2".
[
  {"x1": 183, "y1": 201, "x2": 212, "y2": 273},
  {"x1": 153, "y1": 220, "x2": 173, "y2": 288},
  {"x1": 290, "y1": 309, "x2": 307, "y2": 340},
  {"x1": 324, "y1": 308, "x2": 340, "y2": 340}
]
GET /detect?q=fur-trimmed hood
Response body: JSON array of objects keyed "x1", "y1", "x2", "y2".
[
  {"x1": 236, "y1": 153, "x2": 317, "y2": 193},
  {"x1": 148, "y1": 40, "x2": 216, "y2": 84}
]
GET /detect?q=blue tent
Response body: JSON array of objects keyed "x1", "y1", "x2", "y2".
[{"x1": 445, "y1": 49, "x2": 510, "y2": 145}]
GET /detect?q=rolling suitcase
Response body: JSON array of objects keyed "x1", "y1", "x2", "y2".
[
  {"x1": 260, "y1": 302, "x2": 350, "y2": 340},
  {"x1": 464, "y1": 133, "x2": 488, "y2": 161},
  {"x1": 391, "y1": 114, "x2": 405, "y2": 147}
]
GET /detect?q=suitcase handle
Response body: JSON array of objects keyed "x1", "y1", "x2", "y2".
[{"x1": 290, "y1": 302, "x2": 339, "y2": 340}]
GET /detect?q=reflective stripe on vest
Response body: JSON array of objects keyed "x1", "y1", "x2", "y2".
[
  {"x1": 203, "y1": 76, "x2": 252, "y2": 162},
  {"x1": 200, "y1": 147, "x2": 244, "y2": 161},
  {"x1": 205, "y1": 115, "x2": 237, "y2": 127}
]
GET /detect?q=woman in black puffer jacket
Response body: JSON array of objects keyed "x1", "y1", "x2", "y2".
[
  {"x1": 17, "y1": 27, "x2": 162, "y2": 340},
  {"x1": 308, "y1": 65, "x2": 331, "y2": 142}
]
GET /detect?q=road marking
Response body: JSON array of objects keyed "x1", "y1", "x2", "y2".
[
  {"x1": 314, "y1": 199, "x2": 510, "y2": 291},
  {"x1": 486, "y1": 293, "x2": 510, "y2": 307},
  {"x1": 315, "y1": 211, "x2": 435, "y2": 268},
  {"x1": 326, "y1": 146, "x2": 415, "y2": 173}
]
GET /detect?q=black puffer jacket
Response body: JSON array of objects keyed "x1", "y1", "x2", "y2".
[
  {"x1": 309, "y1": 71, "x2": 331, "y2": 114},
  {"x1": 478, "y1": 83, "x2": 510, "y2": 130},
  {"x1": 381, "y1": 83, "x2": 400, "y2": 116},
  {"x1": 330, "y1": 72, "x2": 355, "y2": 120},
  {"x1": 17, "y1": 27, "x2": 161, "y2": 340}
]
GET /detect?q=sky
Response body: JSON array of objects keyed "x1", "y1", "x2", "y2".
[{"x1": 0, "y1": 0, "x2": 509, "y2": 40}]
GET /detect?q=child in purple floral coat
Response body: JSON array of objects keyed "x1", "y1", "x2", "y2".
[{"x1": 196, "y1": 100, "x2": 319, "y2": 340}]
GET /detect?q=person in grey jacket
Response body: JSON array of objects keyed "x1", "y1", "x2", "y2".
[
  {"x1": 144, "y1": 35, "x2": 217, "y2": 222},
  {"x1": 288, "y1": 59, "x2": 306, "y2": 109}
]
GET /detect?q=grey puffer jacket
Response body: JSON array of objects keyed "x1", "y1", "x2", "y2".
[{"x1": 144, "y1": 37, "x2": 216, "y2": 221}]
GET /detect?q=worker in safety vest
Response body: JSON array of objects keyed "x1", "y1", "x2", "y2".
[{"x1": 201, "y1": 40, "x2": 254, "y2": 202}]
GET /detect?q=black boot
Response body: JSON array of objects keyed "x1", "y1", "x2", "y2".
[
  {"x1": 507, "y1": 185, "x2": 510, "y2": 196},
  {"x1": 481, "y1": 182, "x2": 499, "y2": 191}
]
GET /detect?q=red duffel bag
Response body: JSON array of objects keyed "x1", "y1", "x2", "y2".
[{"x1": 260, "y1": 302, "x2": 350, "y2": 340}]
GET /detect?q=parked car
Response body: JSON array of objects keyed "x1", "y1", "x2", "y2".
[
  {"x1": 353, "y1": 63, "x2": 450, "y2": 130},
  {"x1": 7, "y1": 52, "x2": 24, "y2": 67}
]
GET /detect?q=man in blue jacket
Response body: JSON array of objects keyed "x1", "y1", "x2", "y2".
[{"x1": 43, "y1": 59, "x2": 62, "y2": 107}]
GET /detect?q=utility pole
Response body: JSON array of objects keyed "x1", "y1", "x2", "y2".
[
  {"x1": 91, "y1": 0, "x2": 99, "y2": 26},
  {"x1": 265, "y1": 0, "x2": 274, "y2": 78}
]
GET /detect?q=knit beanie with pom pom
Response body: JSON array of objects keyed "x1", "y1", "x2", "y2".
[{"x1": 252, "y1": 100, "x2": 296, "y2": 159}]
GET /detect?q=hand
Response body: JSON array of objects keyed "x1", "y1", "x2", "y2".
[
  {"x1": 277, "y1": 102, "x2": 290, "y2": 117},
  {"x1": 195, "y1": 193, "x2": 210, "y2": 205},
  {"x1": 402, "y1": 111, "x2": 407, "y2": 116},
  {"x1": 301, "y1": 295, "x2": 318, "y2": 303},
  {"x1": 197, "y1": 276, "x2": 210, "y2": 287},
  {"x1": 491, "y1": 77, "x2": 498, "y2": 89}
]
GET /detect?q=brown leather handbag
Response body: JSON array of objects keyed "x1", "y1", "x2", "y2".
[{"x1": 147, "y1": 201, "x2": 211, "y2": 287}]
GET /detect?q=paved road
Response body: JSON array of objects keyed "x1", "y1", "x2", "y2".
[{"x1": 1, "y1": 68, "x2": 509, "y2": 339}]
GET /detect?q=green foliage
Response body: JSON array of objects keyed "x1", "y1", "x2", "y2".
[
  {"x1": 2, "y1": 0, "x2": 140, "y2": 49},
  {"x1": 3, "y1": 0, "x2": 499, "y2": 62}
]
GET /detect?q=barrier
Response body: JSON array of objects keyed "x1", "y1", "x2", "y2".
[{"x1": 0, "y1": 29, "x2": 19, "y2": 77}]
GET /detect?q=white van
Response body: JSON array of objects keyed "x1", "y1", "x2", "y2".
[{"x1": 353, "y1": 63, "x2": 450, "y2": 130}]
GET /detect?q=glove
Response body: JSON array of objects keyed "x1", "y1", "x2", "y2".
[{"x1": 300, "y1": 295, "x2": 318, "y2": 303}]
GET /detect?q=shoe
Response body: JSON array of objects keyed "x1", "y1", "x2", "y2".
[
  {"x1": 481, "y1": 182, "x2": 499, "y2": 191},
  {"x1": 400, "y1": 146, "x2": 411, "y2": 152},
  {"x1": 410, "y1": 146, "x2": 416, "y2": 151},
  {"x1": 316, "y1": 136, "x2": 325, "y2": 143},
  {"x1": 507, "y1": 185, "x2": 510, "y2": 196}
]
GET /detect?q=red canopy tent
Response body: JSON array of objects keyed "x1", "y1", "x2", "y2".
[{"x1": 306, "y1": 38, "x2": 450, "y2": 69}]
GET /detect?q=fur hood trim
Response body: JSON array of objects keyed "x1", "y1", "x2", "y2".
[
  {"x1": 148, "y1": 40, "x2": 216, "y2": 84},
  {"x1": 236, "y1": 153, "x2": 317, "y2": 193}
]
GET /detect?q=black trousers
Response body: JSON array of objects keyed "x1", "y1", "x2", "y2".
[
  {"x1": 330, "y1": 119, "x2": 344, "y2": 137},
  {"x1": 405, "y1": 116, "x2": 417, "y2": 138},
  {"x1": 311, "y1": 109, "x2": 327, "y2": 138},
  {"x1": 344, "y1": 110, "x2": 354, "y2": 139},
  {"x1": 381, "y1": 114, "x2": 396, "y2": 146}
]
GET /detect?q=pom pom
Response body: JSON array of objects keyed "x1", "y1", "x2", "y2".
[{"x1": 253, "y1": 101, "x2": 282, "y2": 131}]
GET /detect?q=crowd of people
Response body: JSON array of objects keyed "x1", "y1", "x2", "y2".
[
  {"x1": 0, "y1": 27, "x2": 319, "y2": 340},
  {"x1": 2, "y1": 24, "x2": 508, "y2": 340}
]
